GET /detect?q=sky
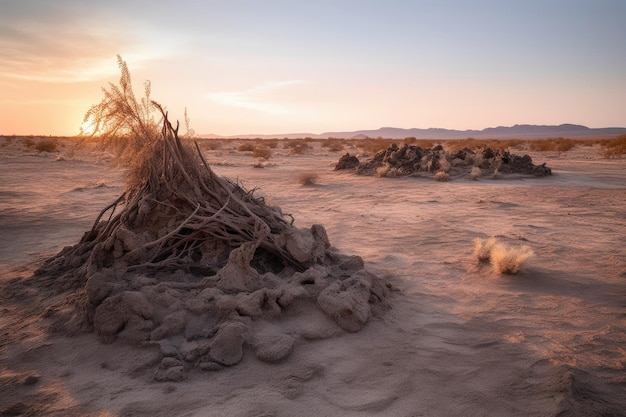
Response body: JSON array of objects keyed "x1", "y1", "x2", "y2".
[{"x1": 1, "y1": 0, "x2": 625, "y2": 136}]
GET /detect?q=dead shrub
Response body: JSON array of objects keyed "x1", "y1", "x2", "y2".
[
  {"x1": 201, "y1": 140, "x2": 221, "y2": 151},
  {"x1": 286, "y1": 143, "x2": 309, "y2": 155},
  {"x1": 298, "y1": 172, "x2": 319, "y2": 185},
  {"x1": 434, "y1": 171, "x2": 449, "y2": 182},
  {"x1": 322, "y1": 139, "x2": 345, "y2": 152},
  {"x1": 252, "y1": 148, "x2": 271, "y2": 159},
  {"x1": 473, "y1": 237, "x2": 533, "y2": 274},
  {"x1": 35, "y1": 140, "x2": 59, "y2": 153},
  {"x1": 473, "y1": 237, "x2": 497, "y2": 263},
  {"x1": 238, "y1": 143, "x2": 256, "y2": 152},
  {"x1": 603, "y1": 134, "x2": 626, "y2": 158},
  {"x1": 490, "y1": 243, "x2": 534, "y2": 274},
  {"x1": 358, "y1": 138, "x2": 394, "y2": 154}
]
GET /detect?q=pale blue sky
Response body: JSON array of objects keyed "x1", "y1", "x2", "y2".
[{"x1": 1, "y1": 0, "x2": 625, "y2": 135}]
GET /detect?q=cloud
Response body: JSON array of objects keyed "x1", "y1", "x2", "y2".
[
  {"x1": 207, "y1": 80, "x2": 305, "y2": 114},
  {"x1": 0, "y1": 2, "x2": 180, "y2": 84}
]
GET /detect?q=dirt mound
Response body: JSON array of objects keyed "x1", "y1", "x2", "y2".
[
  {"x1": 336, "y1": 143, "x2": 551, "y2": 179},
  {"x1": 34, "y1": 114, "x2": 389, "y2": 381}
]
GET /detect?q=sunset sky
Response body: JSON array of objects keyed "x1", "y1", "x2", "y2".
[{"x1": 1, "y1": 0, "x2": 625, "y2": 136}]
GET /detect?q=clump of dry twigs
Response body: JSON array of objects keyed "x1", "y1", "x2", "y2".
[
  {"x1": 35, "y1": 57, "x2": 388, "y2": 376},
  {"x1": 39, "y1": 56, "x2": 306, "y2": 289}
]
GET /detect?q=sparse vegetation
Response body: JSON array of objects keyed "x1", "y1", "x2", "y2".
[
  {"x1": 602, "y1": 134, "x2": 626, "y2": 158},
  {"x1": 284, "y1": 140, "x2": 309, "y2": 155},
  {"x1": 298, "y1": 172, "x2": 319, "y2": 186},
  {"x1": 321, "y1": 138, "x2": 345, "y2": 152},
  {"x1": 80, "y1": 55, "x2": 161, "y2": 171},
  {"x1": 237, "y1": 143, "x2": 257, "y2": 152},
  {"x1": 490, "y1": 243, "x2": 534, "y2": 274},
  {"x1": 527, "y1": 137, "x2": 576, "y2": 154},
  {"x1": 434, "y1": 171, "x2": 450, "y2": 182},
  {"x1": 252, "y1": 147, "x2": 271, "y2": 159},
  {"x1": 473, "y1": 237, "x2": 497, "y2": 263},
  {"x1": 35, "y1": 140, "x2": 59, "y2": 153},
  {"x1": 356, "y1": 137, "x2": 394, "y2": 155},
  {"x1": 473, "y1": 237, "x2": 533, "y2": 274}
]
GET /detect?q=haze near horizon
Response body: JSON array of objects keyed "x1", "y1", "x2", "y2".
[{"x1": 1, "y1": 0, "x2": 625, "y2": 136}]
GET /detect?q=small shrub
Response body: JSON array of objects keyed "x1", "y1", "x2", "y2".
[
  {"x1": 473, "y1": 237, "x2": 497, "y2": 263},
  {"x1": 603, "y1": 134, "x2": 626, "y2": 158},
  {"x1": 237, "y1": 143, "x2": 256, "y2": 152},
  {"x1": 434, "y1": 171, "x2": 449, "y2": 182},
  {"x1": 490, "y1": 243, "x2": 534, "y2": 274},
  {"x1": 322, "y1": 139, "x2": 345, "y2": 152},
  {"x1": 288, "y1": 143, "x2": 309, "y2": 155},
  {"x1": 252, "y1": 148, "x2": 271, "y2": 159},
  {"x1": 473, "y1": 237, "x2": 533, "y2": 274},
  {"x1": 24, "y1": 139, "x2": 35, "y2": 148},
  {"x1": 265, "y1": 139, "x2": 279, "y2": 149},
  {"x1": 358, "y1": 138, "x2": 393, "y2": 154},
  {"x1": 283, "y1": 139, "x2": 311, "y2": 153},
  {"x1": 35, "y1": 140, "x2": 59, "y2": 153},
  {"x1": 298, "y1": 172, "x2": 319, "y2": 185},
  {"x1": 202, "y1": 140, "x2": 221, "y2": 151}
]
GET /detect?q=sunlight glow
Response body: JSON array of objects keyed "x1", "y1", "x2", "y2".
[{"x1": 79, "y1": 118, "x2": 97, "y2": 136}]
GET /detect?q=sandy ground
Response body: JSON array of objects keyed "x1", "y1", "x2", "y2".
[{"x1": 1, "y1": 138, "x2": 625, "y2": 416}]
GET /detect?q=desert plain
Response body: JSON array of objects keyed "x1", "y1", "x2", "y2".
[{"x1": 1, "y1": 136, "x2": 625, "y2": 416}]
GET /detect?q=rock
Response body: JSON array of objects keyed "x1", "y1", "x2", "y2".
[
  {"x1": 216, "y1": 242, "x2": 261, "y2": 293},
  {"x1": 317, "y1": 280, "x2": 372, "y2": 332},
  {"x1": 340, "y1": 144, "x2": 552, "y2": 179},
  {"x1": 150, "y1": 310, "x2": 186, "y2": 340},
  {"x1": 93, "y1": 291, "x2": 154, "y2": 343},
  {"x1": 208, "y1": 321, "x2": 247, "y2": 366},
  {"x1": 283, "y1": 228, "x2": 316, "y2": 264},
  {"x1": 252, "y1": 333, "x2": 296, "y2": 362},
  {"x1": 153, "y1": 366, "x2": 185, "y2": 382},
  {"x1": 22, "y1": 373, "x2": 40, "y2": 385},
  {"x1": 153, "y1": 357, "x2": 186, "y2": 382},
  {"x1": 334, "y1": 153, "x2": 360, "y2": 170}
]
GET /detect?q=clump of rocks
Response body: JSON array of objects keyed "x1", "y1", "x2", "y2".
[{"x1": 336, "y1": 143, "x2": 551, "y2": 179}]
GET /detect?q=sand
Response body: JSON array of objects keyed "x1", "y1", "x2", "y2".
[{"x1": 1, "y1": 137, "x2": 625, "y2": 416}]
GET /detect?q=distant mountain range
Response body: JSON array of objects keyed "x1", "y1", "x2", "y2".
[{"x1": 201, "y1": 124, "x2": 626, "y2": 140}]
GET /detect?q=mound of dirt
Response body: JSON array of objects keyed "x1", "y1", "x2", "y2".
[
  {"x1": 33, "y1": 116, "x2": 389, "y2": 381},
  {"x1": 336, "y1": 144, "x2": 551, "y2": 179}
]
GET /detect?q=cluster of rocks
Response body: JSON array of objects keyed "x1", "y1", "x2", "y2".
[
  {"x1": 78, "y1": 227, "x2": 388, "y2": 382},
  {"x1": 336, "y1": 143, "x2": 552, "y2": 179}
]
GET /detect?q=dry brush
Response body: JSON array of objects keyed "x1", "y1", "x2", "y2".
[{"x1": 35, "y1": 56, "x2": 389, "y2": 379}]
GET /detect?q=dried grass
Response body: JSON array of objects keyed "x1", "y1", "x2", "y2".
[
  {"x1": 473, "y1": 238, "x2": 533, "y2": 274},
  {"x1": 602, "y1": 134, "x2": 626, "y2": 158},
  {"x1": 298, "y1": 172, "x2": 319, "y2": 186},
  {"x1": 35, "y1": 140, "x2": 59, "y2": 153},
  {"x1": 252, "y1": 148, "x2": 271, "y2": 159},
  {"x1": 490, "y1": 243, "x2": 534, "y2": 274},
  {"x1": 473, "y1": 237, "x2": 497, "y2": 263}
]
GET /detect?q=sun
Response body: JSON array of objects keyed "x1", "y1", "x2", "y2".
[{"x1": 79, "y1": 118, "x2": 97, "y2": 136}]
